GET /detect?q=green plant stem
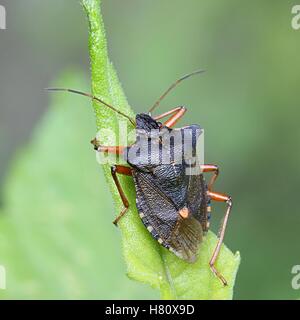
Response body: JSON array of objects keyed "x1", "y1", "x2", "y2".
[
  {"x1": 82, "y1": 0, "x2": 134, "y2": 131},
  {"x1": 81, "y1": 0, "x2": 240, "y2": 300}
]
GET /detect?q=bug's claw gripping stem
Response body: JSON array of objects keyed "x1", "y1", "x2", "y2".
[
  {"x1": 91, "y1": 137, "x2": 100, "y2": 150},
  {"x1": 209, "y1": 263, "x2": 228, "y2": 286}
]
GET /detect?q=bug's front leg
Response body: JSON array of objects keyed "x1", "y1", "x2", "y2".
[
  {"x1": 153, "y1": 106, "x2": 187, "y2": 128},
  {"x1": 91, "y1": 138, "x2": 126, "y2": 154}
]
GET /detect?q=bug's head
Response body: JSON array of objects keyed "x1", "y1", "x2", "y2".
[{"x1": 135, "y1": 113, "x2": 162, "y2": 132}]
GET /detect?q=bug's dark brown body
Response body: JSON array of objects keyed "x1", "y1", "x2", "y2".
[
  {"x1": 132, "y1": 168, "x2": 210, "y2": 262},
  {"x1": 49, "y1": 70, "x2": 233, "y2": 285},
  {"x1": 126, "y1": 113, "x2": 210, "y2": 262}
]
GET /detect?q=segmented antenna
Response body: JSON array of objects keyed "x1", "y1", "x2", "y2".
[
  {"x1": 45, "y1": 88, "x2": 135, "y2": 126},
  {"x1": 148, "y1": 70, "x2": 205, "y2": 114}
]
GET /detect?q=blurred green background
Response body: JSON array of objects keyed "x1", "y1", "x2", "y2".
[{"x1": 0, "y1": 0, "x2": 299, "y2": 299}]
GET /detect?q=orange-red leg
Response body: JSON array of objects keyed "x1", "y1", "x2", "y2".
[
  {"x1": 201, "y1": 164, "x2": 219, "y2": 190},
  {"x1": 153, "y1": 106, "x2": 187, "y2": 128},
  {"x1": 91, "y1": 139, "x2": 131, "y2": 224},
  {"x1": 91, "y1": 138, "x2": 126, "y2": 155},
  {"x1": 207, "y1": 191, "x2": 232, "y2": 286},
  {"x1": 111, "y1": 165, "x2": 132, "y2": 225}
]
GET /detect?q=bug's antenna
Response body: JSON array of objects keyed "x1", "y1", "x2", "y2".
[
  {"x1": 148, "y1": 69, "x2": 205, "y2": 114},
  {"x1": 45, "y1": 88, "x2": 136, "y2": 126}
]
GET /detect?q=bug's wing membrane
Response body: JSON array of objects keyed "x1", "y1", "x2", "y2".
[
  {"x1": 168, "y1": 216, "x2": 202, "y2": 262},
  {"x1": 133, "y1": 171, "x2": 202, "y2": 262}
]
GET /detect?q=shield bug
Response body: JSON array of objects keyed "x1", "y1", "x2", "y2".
[{"x1": 46, "y1": 70, "x2": 233, "y2": 286}]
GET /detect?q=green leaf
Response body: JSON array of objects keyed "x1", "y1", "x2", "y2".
[
  {"x1": 0, "y1": 71, "x2": 157, "y2": 299},
  {"x1": 82, "y1": 0, "x2": 240, "y2": 299}
]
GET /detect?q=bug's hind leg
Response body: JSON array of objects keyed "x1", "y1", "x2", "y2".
[
  {"x1": 110, "y1": 165, "x2": 132, "y2": 226},
  {"x1": 207, "y1": 191, "x2": 232, "y2": 286}
]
